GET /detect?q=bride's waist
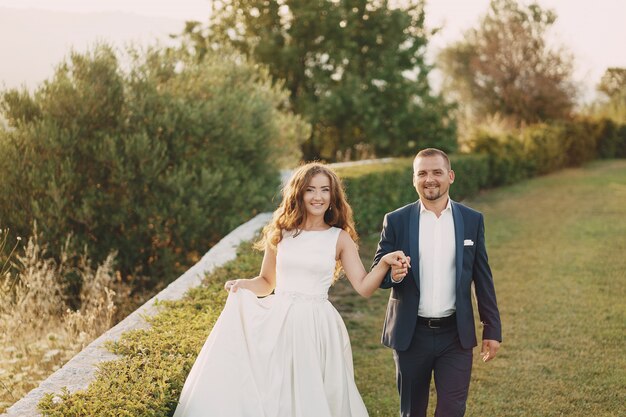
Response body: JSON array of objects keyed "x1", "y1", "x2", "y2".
[{"x1": 274, "y1": 289, "x2": 328, "y2": 302}]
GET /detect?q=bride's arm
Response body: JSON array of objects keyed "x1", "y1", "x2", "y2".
[
  {"x1": 338, "y1": 230, "x2": 409, "y2": 298},
  {"x1": 224, "y1": 245, "x2": 276, "y2": 296}
]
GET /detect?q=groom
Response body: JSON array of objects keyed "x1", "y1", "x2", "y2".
[{"x1": 373, "y1": 148, "x2": 502, "y2": 417}]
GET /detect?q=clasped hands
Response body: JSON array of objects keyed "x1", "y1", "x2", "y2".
[{"x1": 384, "y1": 251, "x2": 411, "y2": 282}]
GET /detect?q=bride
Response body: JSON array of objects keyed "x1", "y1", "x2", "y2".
[{"x1": 173, "y1": 162, "x2": 409, "y2": 417}]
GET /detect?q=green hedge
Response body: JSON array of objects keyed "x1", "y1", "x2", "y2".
[
  {"x1": 337, "y1": 160, "x2": 414, "y2": 236},
  {"x1": 468, "y1": 117, "x2": 626, "y2": 187},
  {"x1": 449, "y1": 153, "x2": 490, "y2": 200},
  {"x1": 618, "y1": 124, "x2": 626, "y2": 158},
  {"x1": 593, "y1": 118, "x2": 626, "y2": 159}
]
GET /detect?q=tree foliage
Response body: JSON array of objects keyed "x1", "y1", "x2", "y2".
[
  {"x1": 598, "y1": 67, "x2": 626, "y2": 98},
  {"x1": 438, "y1": 0, "x2": 576, "y2": 126},
  {"x1": 0, "y1": 43, "x2": 308, "y2": 292},
  {"x1": 180, "y1": 0, "x2": 456, "y2": 160},
  {"x1": 593, "y1": 67, "x2": 626, "y2": 123}
]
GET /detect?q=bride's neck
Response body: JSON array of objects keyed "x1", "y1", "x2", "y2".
[{"x1": 300, "y1": 216, "x2": 328, "y2": 231}]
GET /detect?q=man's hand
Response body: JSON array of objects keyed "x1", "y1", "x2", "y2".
[
  {"x1": 390, "y1": 256, "x2": 410, "y2": 282},
  {"x1": 481, "y1": 339, "x2": 500, "y2": 362}
]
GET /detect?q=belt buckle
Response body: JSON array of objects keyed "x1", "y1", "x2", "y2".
[{"x1": 427, "y1": 318, "x2": 441, "y2": 329}]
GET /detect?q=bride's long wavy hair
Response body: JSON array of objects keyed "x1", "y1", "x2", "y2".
[{"x1": 256, "y1": 163, "x2": 358, "y2": 278}]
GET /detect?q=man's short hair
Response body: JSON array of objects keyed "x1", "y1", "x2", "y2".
[{"x1": 414, "y1": 148, "x2": 451, "y2": 170}]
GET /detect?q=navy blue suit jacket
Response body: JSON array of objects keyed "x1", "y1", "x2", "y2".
[{"x1": 373, "y1": 200, "x2": 502, "y2": 351}]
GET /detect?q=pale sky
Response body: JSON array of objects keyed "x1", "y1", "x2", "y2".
[
  {"x1": 0, "y1": 0, "x2": 212, "y2": 21},
  {"x1": 0, "y1": 0, "x2": 624, "y2": 101}
]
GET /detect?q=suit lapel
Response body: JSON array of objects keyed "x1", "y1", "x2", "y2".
[
  {"x1": 451, "y1": 200, "x2": 464, "y2": 288},
  {"x1": 409, "y1": 201, "x2": 420, "y2": 288}
]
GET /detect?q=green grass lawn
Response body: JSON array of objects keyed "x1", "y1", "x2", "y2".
[
  {"x1": 39, "y1": 160, "x2": 626, "y2": 417},
  {"x1": 335, "y1": 159, "x2": 626, "y2": 417}
]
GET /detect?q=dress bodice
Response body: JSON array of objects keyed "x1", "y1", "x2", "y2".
[{"x1": 275, "y1": 227, "x2": 341, "y2": 297}]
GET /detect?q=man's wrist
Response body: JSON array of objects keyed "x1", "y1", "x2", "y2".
[{"x1": 390, "y1": 273, "x2": 404, "y2": 283}]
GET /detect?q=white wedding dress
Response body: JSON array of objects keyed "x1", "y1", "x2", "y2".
[{"x1": 173, "y1": 227, "x2": 369, "y2": 417}]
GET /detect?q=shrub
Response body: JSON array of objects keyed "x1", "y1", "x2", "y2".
[
  {"x1": 593, "y1": 118, "x2": 621, "y2": 158},
  {"x1": 469, "y1": 130, "x2": 529, "y2": 186},
  {"x1": 520, "y1": 123, "x2": 567, "y2": 175},
  {"x1": 617, "y1": 124, "x2": 626, "y2": 158},
  {"x1": 0, "y1": 43, "x2": 309, "y2": 294},
  {"x1": 337, "y1": 159, "x2": 416, "y2": 236},
  {"x1": 561, "y1": 119, "x2": 600, "y2": 166},
  {"x1": 448, "y1": 153, "x2": 490, "y2": 200},
  {"x1": 582, "y1": 117, "x2": 626, "y2": 159},
  {"x1": 466, "y1": 118, "x2": 626, "y2": 186}
]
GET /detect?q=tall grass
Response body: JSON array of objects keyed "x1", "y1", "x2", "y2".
[{"x1": 0, "y1": 227, "x2": 127, "y2": 413}]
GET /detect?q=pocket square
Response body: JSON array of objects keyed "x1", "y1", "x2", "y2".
[{"x1": 464, "y1": 239, "x2": 474, "y2": 246}]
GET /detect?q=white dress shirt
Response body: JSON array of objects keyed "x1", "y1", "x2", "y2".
[{"x1": 418, "y1": 199, "x2": 456, "y2": 318}]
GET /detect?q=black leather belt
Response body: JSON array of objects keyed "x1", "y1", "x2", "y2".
[{"x1": 417, "y1": 313, "x2": 456, "y2": 329}]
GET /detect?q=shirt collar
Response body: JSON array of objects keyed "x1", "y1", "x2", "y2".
[{"x1": 420, "y1": 198, "x2": 452, "y2": 214}]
